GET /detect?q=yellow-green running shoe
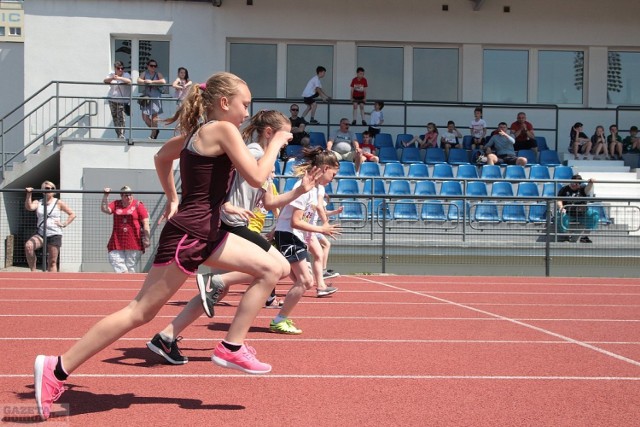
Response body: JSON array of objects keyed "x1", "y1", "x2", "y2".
[{"x1": 269, "y1": 318, "x2": 302, "y2": 335}]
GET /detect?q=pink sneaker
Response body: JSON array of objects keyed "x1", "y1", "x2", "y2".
[
  {"x1": 34, "y1": 355, "x2": 66, "y2": 420},
  {"x1": 211, "y1": 342, "x2": 271, "y2": 374}
]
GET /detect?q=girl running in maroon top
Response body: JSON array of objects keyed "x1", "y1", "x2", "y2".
[{"x1": 33, "y1": 72, "x2": 291, "y2": 420}]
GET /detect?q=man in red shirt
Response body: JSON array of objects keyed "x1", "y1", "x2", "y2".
[
  {"x1": 510, "y1": 111, "x2": 538, "y2": 154},
  {"x1": 350, "y1": 67, "x2": 368, "y2": 126}
]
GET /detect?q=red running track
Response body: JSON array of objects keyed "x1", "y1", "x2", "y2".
[{"x1": 1, "y1": 272, "x2": 639, "y2": 426}]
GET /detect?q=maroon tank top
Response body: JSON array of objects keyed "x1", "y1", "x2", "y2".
[{"x1": 169, "y1": 135, "x2": 234, "y2": 241}]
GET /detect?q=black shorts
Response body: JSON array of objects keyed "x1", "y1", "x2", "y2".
[
  {"x1": 514, "y1": 138, "x2": 537, "y2": 151},
  {"x1": 498, "y1": 154, "x2": 518, "y2": 165},
  {"x1": 153, "y1": 222, "x2": 227, "y2": 275},
  {"x1": 303, "y1": 94, "x2": 319, "y2": 105},
  {"x1": 352, "y1": 95, "x2": 365, "y2": 104},
  {"x1": 273, "y1": 231, "x2": 308, "y2": 263},
  {"x1": 221, "y1": 222, "x2": 271, "y2": 252},
  {"x1": 37, "y1": 234, "x2": 62, "y2": 248},
  {"x1": 368, "y1": 127, "x2": 381, "y2": 137}
]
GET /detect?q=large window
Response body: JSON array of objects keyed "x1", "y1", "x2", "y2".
[
  {"x1": 607, "y1": 51, "x2": 640, "y2": 105},
  {"x1": 538, "y1": 50, "x2": 583, "y2": 105},
  {"x1": 413, "y1": 48, "x2": 459, "y2": 102},
  {"x1": 357, "y1": 46, "x2": 404, "y2": 100},
  {"x1": 230, "y1": 43, "x2": 277, "y2": 98},
  {"x1": 286, "y1": 45, "x2": 334, "y2": 99},
  {"x1": 114, "y1": 39, "x2": 170, "y2": 79},
  {"x1": 483, "y1": 49, "x2": 528, "y2": 103}
]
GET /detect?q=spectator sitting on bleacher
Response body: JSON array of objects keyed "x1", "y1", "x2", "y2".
[
  {"x1": 622, "y1": 126, "x2": 640, "y2": 154},
  {"x1": 440, "y1": 120, "x2": 462, "y2": 156},
  {"x1": 408, "y1": 122, "x2": 438, "y2": 149},
  {"x1": 608, "y1": 124, "x2": 623, "y2": 160},
  {"x1": 327, "y1": 118, "x2": 363, "y2": 173},
  {"x1": 510, "y1": 111, "x2": 538, "y2": 154},
  {"x1": 570, "y1": 122, "x2": 592, "y2": 160},
  {"x1": 484, "y1": 122, "x2": 527, "y2": 166},
  {"x1": 590, "y1": 125, "x2": 610, "y2": 160},
  {"x1": 359, "y1": 131, "x2": 379, "y2": 164}
]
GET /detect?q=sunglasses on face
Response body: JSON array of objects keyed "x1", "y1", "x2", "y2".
[
  {"x1": 43, "y1": 186, "x2": 54, "y2": 190},
  {"x1": 148, "y1": 64, "x2": 157, "y2": 68},
  {"x1": 290, "y1": 108, "x2": 299, "y2": 111},
  {"x1": 116, "y1": 67, "x2": 124, "y2": 70}
]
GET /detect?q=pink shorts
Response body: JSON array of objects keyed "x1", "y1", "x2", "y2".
[{"x1": 153, "y1": 222, "x2": 228, "y2": 274}]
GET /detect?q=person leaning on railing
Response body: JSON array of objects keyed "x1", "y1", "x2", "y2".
[
  {"x1": 103, "y1": 60, "x2": 132, "y2": 139},
  {"x1": 556, "y1": 174, "x2": 598, "y2": 243}
]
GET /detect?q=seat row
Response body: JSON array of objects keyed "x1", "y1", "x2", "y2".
[
  {"x1": 277, "y1": 160, "x2": 574, "y2": 181},
  {"x1": 334, "y1": 199, "x2": 611, "y2": 225},
  {"x1": 323, "y1": 179, "x2": 562, "y2": 198}
]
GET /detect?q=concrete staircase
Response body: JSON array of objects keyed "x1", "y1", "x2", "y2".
[{"x1": 0, "y1": 142, "x2": 59, "y2": 188}]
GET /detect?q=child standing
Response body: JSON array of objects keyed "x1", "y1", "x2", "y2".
[
  {"x1": 367, "y1": 101, "x2": 384, "y2": 138},
  {"x1": 301, "y1": 66, "x2": 331, "y2": 125},
  {"x1": 172, "y1": 67, "x2": 192, "y2": 107},
  {"x1": 470, "y1": 107, "x2": 487, "y2": 150},
  {"x1": 270, "y1": 147, "x2": 342, "y2": 334},
  {"x1": 350, "y1": 67, "x2": 368, "y2": 125},
  {"x1": 33, "y1": 72, "x2": 290, "y2": 421}
]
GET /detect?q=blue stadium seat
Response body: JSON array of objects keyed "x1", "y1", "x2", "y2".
[
  {"x1": 462, "y1": 135, "x2": 474, "y2": 150},
  {"x1": 324, "y1": 182, "x2": 334, "y2": 195},
  {"x1": 473, "y1": 202, "x2": 501, "y2": 222},
  {"x1": 528, "y1": 165, "x2": 551, "y2": 180},
  {"x1": 355, "y1": 132, "x2": 363, "y2": 144},
  {"x1": 337, "y1": 161, "x2": 357, "y2": 177},
  {"x1": 407, "y1": 163, "x2": 429, "y2": 178},
  {"x1": 553, "y1": 165, "x2": 574, "y2": 181},
  {"x1": 480, "y1": 165, "x2": 502, "y2": 180},
  {"x1": 528, "y1": 203, "x2": 548, "y2": 223},
  {"x1": 535, "y1": 136, "x2": 549, "y2": 151},
  {"x1": 339, "y1": 199, "x2": 366, "y2": 221},
  {"x1": 516, "y1": 182, "x2": 540, "y2": 197},
  {"x1": 283, "y1": 177, "x2": 299, "y2": 192},
  {"x1": 539, "y1": 150, "x2": 562, "y2": 166},
  {"x1": 371, "y1": 199, "x2": 391, "y2": 220},
  {"x1": 421, "y1": 201, "x2": 447, "y2": 222},
  {"x1": 388, "y1": 180, "x2": 412, "y2": 196},
  {"x1": 383, "y1": 162, "x2": 405, "y2": 178},
  {"x1": 432, "y1": 163, "x2": 454, "y2": 179},
  {"x1": 491, "y1": 181, "x2": 514, "y2": 197},
  {"x1": 448, "y1": 200, "x2": 469, "y2": 221},
  {"x1": 456, "y1": 164, "x2": 479, "y2": 179},
  {"x1": 308, "y1": 131, "x2": 327, "y2": 148},
  {"x1": 588, "y1": 204, "x2": 612, "y2": 225},
  {"x1": 335, "y1": 178, "x2": 359, "y2": 195},
  {"x1": 414, "y1": 180, "x2": 436, "y2": 196},
  {"x1": 373, "y1": 133, "x2": 394, "y2": 148},
  {"x1": 440, "y1": 180, "x2": 463, "y2": 196},
  {"x1": 447, "y1": 148, "x2": 470, "y2": 165},
  {"x1": 400, "y1": 147, "x2": 422, "y2": 164},
  {"x1": 424, "y1": 147, "x2": 447, "y2": 164},
  {"x1": 395, "y1": 133, "x2": 414, "y2": 148},
  {"x1": 274, "y1": 160, "x2": 282, "y2": 176},
  {"x1": 378, "y1": 147, "x2": 400, "y2": 163},
  {"x1": 517, "y1": 149, "x2": 538, "y2": 165},
  {"x1": 392, "y1": 199, "x2": 419, "y2": 221},
  {"x1": 282, "y1": 159, "x2": 300, "y2": 175},
  {"x1": 504, "y1": 165, "x2": 527, "y2": 180},
  {"x1": 466, "y1": 181, "x2": 488, "y2": 196},
  {"x1": 272, "y1": 177, "x2": 280, "y2": 192},
  {"x1": 285, "y1": 145, "x2": 304, "y2": 158},
  {"x1": 502, "y1": 203, "x2": 528, "y2": 223},
  {"x1": 542, "y1": 182, "x2": 560, "y2": 197},
  {"x1": 362, "y1": 179, "x2": 386, "y2": 195},
  {"x1": 359, "y1": 162, "x2": 381, "y2": 177}
]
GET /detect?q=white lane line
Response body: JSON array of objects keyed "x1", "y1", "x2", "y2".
[
  {"x1": 354, "y1": 276, "x2": 640, "y2": 368},
  {"x1": 1, "y1": 373, "x2": 639, "y2": 381}
]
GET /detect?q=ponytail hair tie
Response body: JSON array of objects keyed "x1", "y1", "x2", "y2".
[{"x1": 199, "y1": 83, "x2": 207, "y2": 91}]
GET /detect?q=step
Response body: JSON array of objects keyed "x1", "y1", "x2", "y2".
[{"x1": 565, "y1": 159, "x2": 630, "y2": 173}]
